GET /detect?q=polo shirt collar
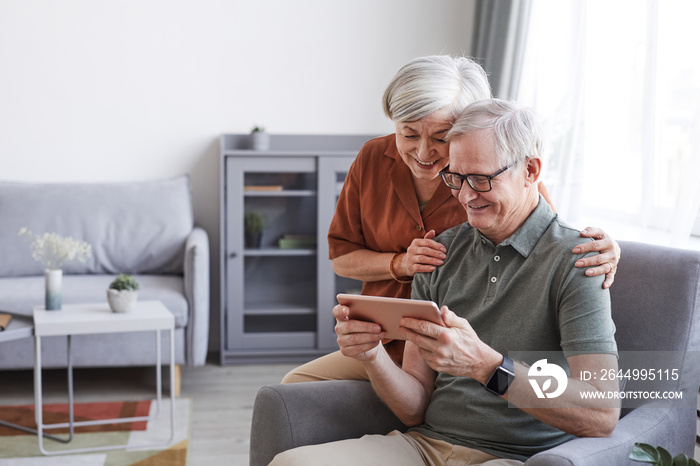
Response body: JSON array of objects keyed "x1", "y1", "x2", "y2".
[{"x1": 498, "y1": 194, "x2": 555, "y2": 258}]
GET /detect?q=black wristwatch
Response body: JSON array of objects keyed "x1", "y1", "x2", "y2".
[{"x1": 484, "y1": 356, "x2": 515, "y2": 396}]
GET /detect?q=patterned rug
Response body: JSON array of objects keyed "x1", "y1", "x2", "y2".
[{"x1": 0, "y1": 398, "x2": 190, "y2": 465}]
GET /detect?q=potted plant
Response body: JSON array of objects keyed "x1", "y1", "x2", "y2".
[
  {"x1": 629, "y1": 443, "x2": 699, "y2": 465},
  {"x1": 107, "y1": 273, "x2": 140, "y2": 313},
  {"x1": 244, "y1": 212, "x2": 266, "y2": 249},
  {"x1": 250, "y1": 125, "x2": 271, "y2": 151}
]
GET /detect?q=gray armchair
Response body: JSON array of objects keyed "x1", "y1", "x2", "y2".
[{"x1": 250, "y1": 240, "x2": 700, "y2": 465}]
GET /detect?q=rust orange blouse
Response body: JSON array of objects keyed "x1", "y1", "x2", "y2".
[{"x1": 328, "y1": 134, "x2": 467, "y2": 299}]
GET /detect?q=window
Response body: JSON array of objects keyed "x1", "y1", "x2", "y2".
[{"x1": 518, "y1": 0, "x2": 700, "y2": 248}]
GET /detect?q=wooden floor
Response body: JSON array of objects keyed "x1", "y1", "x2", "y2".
[
  {"x1": 2, "y1": 360, "x2": 699, "y2": 464},
  {"x1": 0, "y1": 360, "x2": 297, "y2": 465},
  {"x1": 180, "y1": 361, "x2": 296, "y2": 464}
]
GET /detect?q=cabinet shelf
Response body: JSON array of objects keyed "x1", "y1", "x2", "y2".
[
  {"x1": 244, "y1": 190, "x2": 317, "y2": 197},
  {"x1": 244, "y1": 248, "x2": 316, "y2": 257},
  {"x1": 244, "y1": 303, "x2": 316, "y2": 316}
]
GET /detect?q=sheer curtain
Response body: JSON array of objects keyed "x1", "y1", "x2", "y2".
[{"x1": 516, "y1": 0, "x2": 700, "y2": 248}]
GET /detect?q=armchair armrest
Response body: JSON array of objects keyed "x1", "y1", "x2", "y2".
[
  {"x1": 184, "y1": 226, "x2": 210, "y2": 366},
  {"x1": 249, "y1": 380, "x2": 407, "y2": 466},
  {"x1": 525, "y1": 406, "x2": 696, "y2": 465}
]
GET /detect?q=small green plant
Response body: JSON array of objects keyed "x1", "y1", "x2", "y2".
[
  {"x1": 244, "y1": 212, "x2": 266, "y2": 235},
  {"x1": 629, "y1": 443, "x2": 699, "y2": 466},
  {"x1": 250, "y1": 125, "x2": 265, "y2": 133},
  {"x1": 109, "y1": 274, "x2": 140, "y2": 291}
]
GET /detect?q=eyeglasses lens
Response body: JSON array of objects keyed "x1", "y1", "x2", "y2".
[
  {"x1": 468, "y1": 176, "x2": 491, "y2": 192},
  {"x1": 442, "y1": 173, "x2": 462, "y2": 189}
]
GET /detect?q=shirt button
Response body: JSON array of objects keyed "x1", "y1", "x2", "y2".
[
  {"x1": 416, "y1": 225, "x2": 423, "y2": 231},
  {"x1": 494, "y1": 255, "x2": 500, "y2": 262},
  {"x1": 491, "y1": 277, "x2": 497, "y2": 283}
]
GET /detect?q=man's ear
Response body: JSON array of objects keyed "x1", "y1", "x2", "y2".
[{"x1": 524, "y1": 157, "x2": 542, "y2": 185}]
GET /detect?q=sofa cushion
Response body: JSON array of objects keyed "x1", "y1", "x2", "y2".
[
  {"x1": 0, "y1": 176, "x2": 193, "y2": 277},
  {"x1": 0, "y1": 274, "x2": 189, "y2": 328}
]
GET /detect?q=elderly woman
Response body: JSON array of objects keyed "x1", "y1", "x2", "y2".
[{"x1": 282, "y1": 55, "x2": 619, "y2": 383}]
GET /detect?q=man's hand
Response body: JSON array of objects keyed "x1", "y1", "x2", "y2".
[
  {"x1": 333, "y1": 304, "x2": 385, "y2": 362},
  {"x1": 395, "y1": 230, "x2": 447, "y2": 277},
  {"x1": 573, "y1": 227, "x2": 621, "y2": 289},
  {"x1": 398, "y1": 306, "x2": 502, "y2": 384}
]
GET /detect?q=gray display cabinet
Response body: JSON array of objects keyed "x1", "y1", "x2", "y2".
[{"x1": 219, "y1": 134, "x2": 374, "y2": 364}]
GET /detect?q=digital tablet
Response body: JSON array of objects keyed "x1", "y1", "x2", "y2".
[{"x1": 336, "y1": 293, "x2": 444, "y2": 340}]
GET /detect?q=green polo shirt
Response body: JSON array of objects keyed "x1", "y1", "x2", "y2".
[{"x1": 410, "y1": 195, "x2": 617, "y2": 461}]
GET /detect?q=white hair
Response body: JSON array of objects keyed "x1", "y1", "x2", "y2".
[
  {"x1": 446, "y1": 99, "x2": 544, "y2": 166},
  {"x1": 382, "y1": 55, "x2": 492, "y2": 122}
]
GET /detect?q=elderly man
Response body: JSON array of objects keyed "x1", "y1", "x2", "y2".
[{"x1": 271, "y1": 100, "x2": 619, "y2": 465}]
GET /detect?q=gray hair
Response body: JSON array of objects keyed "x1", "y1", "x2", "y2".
[
  {"x1": 446, "y1": 99, "x2": 544, "y2": 166},
  {"x1": 382, "y1": 55, "x2": 492, "y2": 122}
]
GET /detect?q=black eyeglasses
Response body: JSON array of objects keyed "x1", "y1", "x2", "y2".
[{"x1": 439, "y1": 161, "x2": 517, "y2": 192}]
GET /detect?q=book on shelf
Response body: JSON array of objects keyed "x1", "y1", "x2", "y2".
[
  {"x1": 278, "y1": 234, "x2": 317, "y2": 249},
  {"x1": 244, "y1": 185, "x2": 283, "y2": 191}
]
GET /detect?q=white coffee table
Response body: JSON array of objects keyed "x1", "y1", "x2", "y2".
[{"x1": 32, "y1": 300, "x2": 175, "y2": 455}]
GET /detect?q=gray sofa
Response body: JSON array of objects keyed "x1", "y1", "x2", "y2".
[
  {"x1": 0, "y1": 176, "x2": 209, "y2": 369},
  {"x1": 250, "y1": 240, "x2": 700, "y2": 465}
]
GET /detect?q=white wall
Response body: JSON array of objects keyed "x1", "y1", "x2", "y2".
[{"x1": 0, "y1": 0, "x2": 476, "y2": 352}]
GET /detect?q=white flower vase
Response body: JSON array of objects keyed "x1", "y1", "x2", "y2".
[
  {"x1": 107, "y1": 289, "x2": 138, "y2": 313},
  {"x1": 45, "y1": 268, "x2": 62, "y2": 311}
]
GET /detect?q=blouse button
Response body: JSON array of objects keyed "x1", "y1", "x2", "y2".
[{"x1": 416, "y1": 225, "x2": 423, "y2": 231}]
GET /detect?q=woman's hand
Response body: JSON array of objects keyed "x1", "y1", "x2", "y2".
[
  {"x1": 395, "y1": 230, "x2": 447, "y2": 278},
  {"x1": 573, "y1": 227, "x2": 621, "y2": 289}
]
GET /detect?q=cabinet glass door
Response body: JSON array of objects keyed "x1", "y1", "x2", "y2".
[
  {"x1": 226, "y1": 156, "x2": 318, "y2": 351},
  {"x1": 317, "y1": 156, "x2": 362, "y2": 350}
]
